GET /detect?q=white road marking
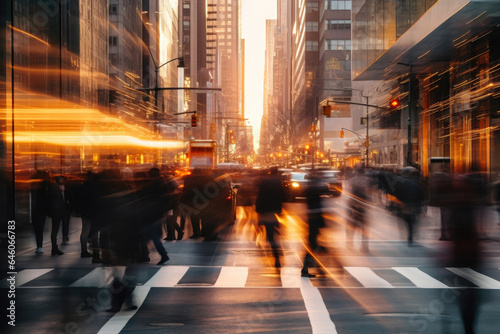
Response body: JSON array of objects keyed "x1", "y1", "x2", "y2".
[
  {"x1": 393, "y1": 267, "x2": 448, "y2": 288},
  {"x1": 300, "y1": 278, "x2": 338, "y2": 334},
  {"x1": 144, "y1": 266, "x2": 189, "y2": 287},
  {"x1": 70, "y1": 268, "x2": 111, "y2": 288},
  {"x1": 280, "y1": 267, "x2": 302, "y2": 287},
  {"x1": 344, "y1": 267, "x2": 393, "y2": 288},
  {"x1": 214, "y1": 267, "x2": 248, "y2": 287},
  {"x1": 2, "y1": 269, "x2": 54, "y2": 287},
  {"x1": 97, "y1": 286, "x2": 150, "y2": 334},
  {"x1": 446, "y1": 267, "x2": 500, "y2": 289}
]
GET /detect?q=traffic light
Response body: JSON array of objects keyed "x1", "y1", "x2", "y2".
[
  {"x1": 340, "y1": 130, "x2": 344, "y2": 138},
  {"x1": 389, "y1": 98, "x2": 400, "y2": 108},
  {"x1": 305, "y1": 144, "x2": 310, "y2": 150},
  {"x1": 322, "y1": 105, "x2": 332, "y2": 117},
  {"x1": 191, "y1": 114, "x2": 197, "y2": 127}
]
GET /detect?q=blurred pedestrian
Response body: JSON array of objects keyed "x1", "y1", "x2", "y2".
[
  {"x1": 393, "y1": 167, "x2": 425, "y2": 246},
  {"x1": 31, "y1": 170, "x2": 50, "y2": 254},
  {"x1": 301, "y1": 171, "x2": 328, "y2": 277},
  {"x1": 48, "y1": 175, "x2": 72, "y2": 255},
  {"x1": 346, "y1": 165, "x2": 372, "y2": 252},
  {"x1": 429, "y1": 169, "x2": 453, "y2": 240},
  {"x1": 75, "y1": 171, "x2": 97, "y2": 258},
  {"x1": 448, "y1": 173, "x2": 484, "y2": 334},
  {"x1": 180, "y1": 168, "x2": 206, "y2": 239},
  {"x1": 138, "y1": 168, "x2": 169, "y2": 265},
  {"x1": 99, "y1": 169, "x2": 140, "y2": 313},
  {"x1": 163, "y1": 175, "x2": 184, "y2": 241},
  {"x1": 255, "y1": 166, "x2": 286, "y2": 268}
]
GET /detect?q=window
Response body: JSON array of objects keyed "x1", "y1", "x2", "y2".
[
  {"x1": 306, "y1": 2, "x2": 319, "y2": 13},
  {"x1": 109, "y1": 53, "x2": 118, "y2": 64},
  {"x1": 109, "y1": 36, "x2": 117, "y2": 46},
  {"x1": 326, "y1": 19, "x2": 350, "y2": 30},
  {"x1": 327, "y1": 0, "x2": 351, "y2": 10},
  {"x1": 325, "y1": 39, "x2": 351, "y2": 50},
  {"x1": 306, "y1": 21, "x2": 318, "y2": 32},
  {"x1": 306, "y1": 41, "x2": 318, "y2": 51},
  {"x1": 109, "y1": 4, "x2": 117, "y2": 14}
]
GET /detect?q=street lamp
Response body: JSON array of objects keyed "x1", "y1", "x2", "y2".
[{"x1": 147, "y1": 47, "x2": 185, "y2": 126}]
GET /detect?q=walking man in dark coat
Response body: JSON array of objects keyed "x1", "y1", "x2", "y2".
[{"x1": 255, "y1": 167, "x2": 286, "y2": 268}]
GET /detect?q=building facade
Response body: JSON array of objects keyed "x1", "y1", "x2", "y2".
[{"x1": 352, "y1": 0, "x2": 500, "y2": 180}]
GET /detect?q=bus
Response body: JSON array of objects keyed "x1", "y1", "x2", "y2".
[{"x1": 188, "y1": 140, "x2": 217, "y2": 169}]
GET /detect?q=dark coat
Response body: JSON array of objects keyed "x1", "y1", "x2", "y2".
[
  {"x1": 139, "y1": 176, "x2": 168, "y2": 224},
  {"x1": 47, "y1": 183, "x2": 71, "y2": 217},
  {"x1": 255, "y1": 175, "x2": 285, "y2": 214},
  {"x1": 31, "y1": 176, "x2": 49, "y2": 218}
]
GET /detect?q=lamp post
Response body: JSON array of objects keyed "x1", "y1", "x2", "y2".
[{"x1": 147, "y1": 47, "x2": 185, "y2": 131}]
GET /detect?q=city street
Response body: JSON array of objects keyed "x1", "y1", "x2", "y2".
[{"x1": 3, "y1": 194, "x2": 500, "y2": 334}]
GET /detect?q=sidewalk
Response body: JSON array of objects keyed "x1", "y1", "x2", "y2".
[{"x1": 14, "y1": 216, "x2": 84, "y2": 256}]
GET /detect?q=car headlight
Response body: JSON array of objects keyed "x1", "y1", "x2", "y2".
[{"x1": 291, "y1": 182, "x2": 300, "y2": 188}]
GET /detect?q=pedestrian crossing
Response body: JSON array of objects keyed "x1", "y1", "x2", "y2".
[{"x1": 3, "y1": 266, "x2": 500, "y2": 289}]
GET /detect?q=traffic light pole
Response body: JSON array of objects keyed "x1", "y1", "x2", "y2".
[{"x1": 397, "y1": 62, "x2": 413, "y2": 167}]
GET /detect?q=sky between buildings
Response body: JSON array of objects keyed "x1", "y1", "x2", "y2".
[{"x1": 242, "y1": 0, "x2": 277, "y2": 152}]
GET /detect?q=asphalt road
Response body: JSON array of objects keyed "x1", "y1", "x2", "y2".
[{"x1": 2, "y1": 193, "x2": 500, "y2": 334}]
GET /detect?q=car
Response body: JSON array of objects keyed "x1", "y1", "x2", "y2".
[
  {"x1": 284, "y1": 170, "x2": 343, "y2": 201},
  {"x1": 315, "y1": 170, "x2": 343, "y2": 197},
  {"x1": 284, "y1": 171, "x2": 310, "y2": 201}
]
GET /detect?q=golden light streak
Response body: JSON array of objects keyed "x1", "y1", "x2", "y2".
[
  {"x1": 466, "y1": 11, "x2": 486, "y2": 25},
  {"x1": 7, "y1": 131, "x2": 184, "y2": 148},
  {"x1": 280, "y1": 208, "x2": 392, "y2": 315},
  {"x1": 10, "y1": 25, "x2": 49, "y2": 46}
]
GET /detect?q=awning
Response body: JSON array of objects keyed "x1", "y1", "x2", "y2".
[{"x1": 354, "y1": 0, "x2": 500, "y2": 81}]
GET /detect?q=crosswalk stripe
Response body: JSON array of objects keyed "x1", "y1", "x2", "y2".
[
  {"x1": 8, "y1": 269, "x2": 54, "y2": 287},
  {"x1": 446, "y1": 268, "x2": 500, "y2": 289},
  {"x1": 392, "y1": 267, "x2": 448, "y2": 288},
  {"x1": 281, "y1": 267, "x2": 302, "y2": 287},
  {"x1": 213, "y1": 267, "x2": 248, "y2": 287},
  {"x1": 70, "y1": 268, "x2": 109, "y2": 288},
  {"x1": 300, "y1": 278, "x2": 338, "y2": 334},
  {"x1": 143, "y1": 266, "x2": 189, "y2": 287},
  {"x1": 97, "y1": 286, "x2": 151, "y2": 334},
  {"x1": 344, "y1": 267, "x2": 393, "y2": 288}
]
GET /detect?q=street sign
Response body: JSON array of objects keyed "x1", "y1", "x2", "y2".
[{"x1": 328, "y1": 103, "x2": 351, "y2": 118}]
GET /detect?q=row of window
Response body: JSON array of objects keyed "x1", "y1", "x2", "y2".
[
  {"x1": 325, "y1": 0, "x2": 351, "y2": 10},
  {"x1": 306, "y1": 21, "x2": 319, "y2": 32},
  {"x1": 326, "y1": 20, "x2": 351, "y2": 30},
  {"x1": 307, "y1": 20, "x2": 351, "y2": 31},
  {"x1": 306, "y1": 40, "x2": 351, "y2": 51},
  {"x1": 207, "y1": 41, "x2": 233, "y2": 47},
  {"x1": 325, "y1": 39, "x2": 351, "y2": 50}
]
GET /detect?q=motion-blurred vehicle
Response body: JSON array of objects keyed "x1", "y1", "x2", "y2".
[
  {"x1": 284, "y1": 170, "x2": 343, "y2": 201},
  {"x1": 315, "y1": 170, "x2": 343, "y2": 197},
  {"x1": 284, "y1": 171, "x2": 310, "y2": 201}
]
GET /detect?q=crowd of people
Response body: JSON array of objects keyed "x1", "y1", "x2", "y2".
[
  {"x1": 29, "y1": 162, "x2": 495, "y2": 323},
  {"x1": 29, "y1": 166, "x2": 236, "y2": 266}
]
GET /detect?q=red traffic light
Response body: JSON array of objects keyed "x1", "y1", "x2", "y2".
[
  {"x1": 191, "y1": 114, "x2": 197, "y2": 127},
  {"x1": 390, "y1": 99, "x2": 400, "y2": 108}
]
